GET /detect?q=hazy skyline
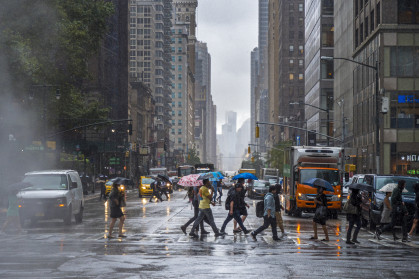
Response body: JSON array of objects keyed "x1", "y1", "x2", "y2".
[{"x1": 196, "y1": 0, "x2": 258, "y2": 133}]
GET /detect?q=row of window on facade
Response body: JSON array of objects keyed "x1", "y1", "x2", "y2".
[
  {"x1": 289, "y1": 73, "x2": 304, "y2": 80},
  {"x1": 289, "y1": 45, "x2": 304, "y2": 54},
  {"x1": 171, "y1": 128, "x2": 183, "y2": 136},
  {"x1": 289, "y1": 3, "x2": 304, "y2": 13},
  {"x1": 355, "y1": 2, "x2": 381, "y2": 48},
  {"x1": 171, "y1": 47, "x2": 183, "y2": 53}
]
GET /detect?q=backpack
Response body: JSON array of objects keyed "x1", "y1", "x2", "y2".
[
  {"x1": 224, "y1": 188, "x2": 235, "y2": 210},
  {"x1": 256, "y1": 200, "x2": 265, "y2": 218}
]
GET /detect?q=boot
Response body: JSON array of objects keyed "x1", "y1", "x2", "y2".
[
  {"x1": 346, "y1": 232, "x2": 354, "y2": 244},
  {"x1": 352, "y1": 230, "x2": 360, "y2": 244},
  {"x1": 393, "y1": 232, "x2": 400, "y2": 241}
]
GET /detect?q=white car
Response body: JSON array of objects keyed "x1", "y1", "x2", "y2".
[{"x1": 18, "y1": 170, "x2": 84, "y2": 226}]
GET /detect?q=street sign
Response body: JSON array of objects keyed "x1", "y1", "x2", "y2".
[
  {"x1": 109, "y1": 157, "x2": 120, "y2": 165},
  {"x1": 296, "y1": 136, "x2": 300, "y2": 146}
]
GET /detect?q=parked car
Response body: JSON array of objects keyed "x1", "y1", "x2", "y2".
[
  {"x1": 17, "y1": 170, "x2": 84, "y2": 226},
  {"x1": 360, "y1": 174, "x2": 419, "y2": 230},
  {"x1": 247, "y1": 180, "x2": 270, "y2": 199}
]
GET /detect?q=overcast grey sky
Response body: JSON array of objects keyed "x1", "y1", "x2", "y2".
[{"x1": 196, "y1": 0, "x2": 258, "y2": 133}]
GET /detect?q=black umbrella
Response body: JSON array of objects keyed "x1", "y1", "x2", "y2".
[
  {"x1": 157, "y1": 174, "x2": 171, "y2": 183},
  {"x1": 348, "y1": 183, "x2": 374, "y2": 192},
  {"x1": 6, "y1": 182, "x2": 32, "y2": 193}
]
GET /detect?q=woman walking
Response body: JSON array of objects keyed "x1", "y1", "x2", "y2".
[
  {"x1": 107, "y1": 181, "x2": 126, "y2": 238},
  {"x1": 345, "y1": 189, "x2": 362, "y2": 244},
  {"x1": 375, "y1": 190, "x2": 392, "y2": 240},
  {"x1": 310, "y1": 187, "x2": 329, "y2": 241}
]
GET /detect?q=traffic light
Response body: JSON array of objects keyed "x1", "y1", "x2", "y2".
[
  {"x1": 248, "y1": 146, "x2": 251, "y2": 154},
  {"x1": 128, "y1": 123, "x2": 132, "y2": 135},
  {"x1": 255, "y1": 126, "x2": 259, "y2": 138},
  {"x1": 164, "y1": 141, "x2": 168, "y2": 151}
]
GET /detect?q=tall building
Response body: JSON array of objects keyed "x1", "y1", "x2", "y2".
[
  {"x1": 128, "y1": 0, "x2": 173, "y2": 167},
  {"x1": 255, "y1": 0, "x2": 269, "y2": 151},
  {"x1": 220, "y1": 111, "x2": 238, "y2": 170},
  {"x1": 172, "y1": 0, "x2": 198, "y2": 156},
  {"x1": 333, "y1": 0, "x2": 354, "y2": 151},
  {"x1": 250, "y1": 47, "x2": 259, "y2": 145},
  {"x1": 351, "y1": 0, "x2": 419, "y2": 174},
  {"x1": 268, "y1": 0, "x2": 305, "y2": 147},
  {"x1": 304, "y1": 0, "x2": 334, "y2": 146}
]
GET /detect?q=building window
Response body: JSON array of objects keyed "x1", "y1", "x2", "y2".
[
  {"x1": 321, "y1": 24, "x2": 334, "y2": 47},
  {"x1": 178, "y1": 92, "x2": 182, "y2": 98},
  {"x1": 178, "y1": 83, "x2": 182, "y2": 89},
  {"x1": 172, "y1": 93, "x2": 175, "y2": 99},
  {"x1": 178, "y1": 65, "x2": 182, "y2": 71},
  {"x1": 289, "y1": 3, "x2": 294, "y2": 11},
  {"x1": 377, "y1": 2, "x2": 381, "y2": 25},
  {"x1": 289, "y1": 31, "x2": 294, "y2": 39},
  {"x1": 322, "y1": 0, "x2": 333, "y2": 15},
  {"x1": 289, "y1": 45, "x2": 294, "y2": 54},
  {"x1": 172, "y1": 110, "x2": 175, "y2": 116},
  {"x1": 178, "y1": 110, "x2": 182, "y2": 116},
  {"x1": 178, "y1": 101, "x2": 182, "y2": 107},
  {"x1": 178, "y1": 47, "x2": 182, "y2": 53},
  {"x1": 355, "y1": 28, "x2": 359, "y2": 47},
  {"x1": 365, "y1": 16, "x2": 369, "y2": 38},
  {"x1": 289, "y1": 74, "x2": 294, "y2": 80},
  {"x1": 172, "y1": 120, "x2": 175, "y2": 125},
  {"x1": 298, "y1": 17, "x2": 304, "y2": 26},
  {"x1": 171, "y1": 65, "x2": 175, "y2": 70},
  {"x1": 299, "y1": 45, "x2": 304, "y2": 54},
  {"x1": 178, "y1": 129, "x2": 182, "y2": 135},
  {"x1": 390, "y1": 46, "x2": 419, "y2": 77},
  {"x1": 172, "y1": 101, "x2": 175, "y2": 107},
  {"x1": 171, "y1": 129, "x2": 175, "y2": 134},
  {"x1": 171, "y1": 47, "x2": 175, "y2": 53},
  {"x1": 298, "y1": 31, "x2": 304, "y2": 40},
  {"x1": 178, "y1": 56, "x2": 182, "y2": 62},
  {"x1": 172, "y1": 56, "x2": 175, "y2": 62},
  {"x1": 321, "y1": 60, "x2": 334, "y2": 79},
  {"x1": 299, "y1": 73, "x2": 304, "y2": 80},
  {"x1": 398, "y1": 0, "x2": 419, "y2": 24},
  {"x1": 390, "y1": 92, "x2": 419, "y2": 129},
  {"x1": 360, "y1": 23, "x2": 364, "y2": 42},
  {"x1": 299, "y1": 3, "x2": 303, "y2": 12},
  {"x1": 178, "y1": 138, "x2": 182, "y2": 144},
  {"x1": 178, "y1": 120, "x2": 182, "y2": 125},
  {"x1": 290, "y1": 59, "x2": 294, "y2": 67},
  {"x1": 178, "y1": 74, "x2": 182, "y2": 80},
  {"x1": 299, "y1": 59, "x2": 304, "y2": 67},
  {"x1": 178, "y1": 38, "x2": 182, "y2": 43}
]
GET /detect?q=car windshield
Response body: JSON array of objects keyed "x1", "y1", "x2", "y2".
[
  {"x1": 105, "y1": 179, "x2": 116, "y2": 186},
  {"x1": 22, "y1": 174, "x2": 68, "y2": 190},
  {"x1": 300, "y1": 169, "x2": 340, "y2": 186},
  {"x1": 142, "y1": 178, "x2": 155, "y2": 184},
  {"x1": 376, "y1": 177, "x2": 419, "y2": 195},
  {"x1": 253, "y1": 181, "x2": 270, "y2": 187}
]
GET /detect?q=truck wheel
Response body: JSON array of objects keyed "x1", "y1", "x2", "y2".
[
  {"x1": 63, "y1": 205, "x2": 72, "y2": 225},
  {"x1": 75, "y1": 205, "x2": 83, "y2": 224}
]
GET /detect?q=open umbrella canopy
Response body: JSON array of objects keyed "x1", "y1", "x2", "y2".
[
  {"x1": 232, "y1": 173, "x2": 258, "y2": 180},
  {"x1": 379, "y1": 183, "x2": 408, "y2": 193},
  {"x1": 198, "y1": 172, "x2": 224, "y2": 181},
  {"x1": 177, "y1": 174, "x2": 203, "y2": 187},
  {"x1": 348, "y1": 183, "x2": 374, "y2": 192},
  {"x1": 302, "y1": 178, "x2": 335, "y2": 192},
  {"x1": 157, "y1": 174, "x2": 171, "y2": 183}
]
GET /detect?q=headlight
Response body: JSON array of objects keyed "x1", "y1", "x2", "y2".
[
  {"x1": 120, "y1": 185, "x2": 125, "y2": 190},
  {"x1": 57, "y1": 198, "x2": 66, "y2": 207},
  {"x1": 166, "y1": 183, "x2": 171, "y2": 187},
  {"x1": 298, "y1": 193, "x2": 308, "y2": 200},
  {"x1": 142, "y1": 186, "x2": 146, "y2": 189},
  {"x1": 331, "y1": 195, "x2": 340, "y2": 201}
]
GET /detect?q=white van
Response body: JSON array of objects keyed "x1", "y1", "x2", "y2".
[{"x1": 17, "y1": 170, "x2": 84, "y2": 225}]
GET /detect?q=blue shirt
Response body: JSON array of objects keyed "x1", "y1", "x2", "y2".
[{"x1": 264, "y1": 193, "x2": 275, "y2": 217}]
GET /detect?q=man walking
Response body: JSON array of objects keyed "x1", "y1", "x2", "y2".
[
  {"x1": 251, "y1": 186, "x2": 280, "y2": 241},
  {"x1": 220, "y1": 183, "x2": 251, "y2": 234},
  {"x1": 149, "y1": 178, "x2": 163, "y2": 202},
  {"x1": 180, "y1": 186, "x2": 209, "y2": 235},
  {"x1": 189, "y1": 179, "x2": 224, "y2": 238}
]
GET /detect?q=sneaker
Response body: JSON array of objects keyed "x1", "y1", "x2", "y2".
[
  {"x1": 346, "y1": 240, "x2": 355, "y2": 244},
  {"x1": 215, "y1": 232, "x2": 226, "y2": 237},
  {"x1": 189, "y1": 232, "x2": 199, "y2": 238},
  {"x1": 272, "y1": 237, "x2": 281, "y2": 241},
  {"x1": 201, "y1": 230, "x2": 210, "y2": 235},
  {"x1": 233, "y1": 229, "x2": 241, "y2": 233},
  {"x1": 251, "y1": 232, "x2": 257, "y2": 241},
  {"x1": 243, "y1": 229, "x2": 252, "y2": 235},
  {"x1": 180, "y1": 226, "x2": 187, "y2": 235},
  {"x1": 118, "y1": 234, "x2": 127, "y2": 238},
  {"x1": 352, "y1": 239, "x2": 360, "y2": 244}
]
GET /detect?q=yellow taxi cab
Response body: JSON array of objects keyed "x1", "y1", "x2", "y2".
[
  {"x1": 138, "y1": 176, "x2": 155, "y2": 197},
  {"x1": 105, "y1": 177, "x2": 127, "y2": 197}
]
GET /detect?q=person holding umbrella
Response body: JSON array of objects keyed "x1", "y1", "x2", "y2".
[
  {"x1": 408, "y1": 183, "x2": 419, "y2": 240},
  {"x1": 310, "y1": 186, "x2": 329, "y2": 241},
  {"x1": 107, "y1": 180, "x2": 126, "y2": 238}
]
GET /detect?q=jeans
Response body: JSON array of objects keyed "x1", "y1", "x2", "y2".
[
  {"x1": 212, "y1": 186, "x2": 218, "y2": 202},
  {"x1": 220, "y1": 209, "x2": 247, "y2": 232},
  {"x1": 183, "y1": 200, "x2": 207, "y2": 231},
  {"x1": 347, "y1": 214, "x2": 361, "y2": 241},
  {"x1": 149, "y1": 189, "x2": 162, "y2": 202},
  {"x1": 191, "y1": 208, "x2": 219, "y2": 234},
  {"x1": 253, "y1": 215, "x2": 278, "y2": 238}
]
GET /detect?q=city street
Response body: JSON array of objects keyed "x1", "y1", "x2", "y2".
[{"x1": 1, "y1": 189, "x2": 419, "y2": 279}]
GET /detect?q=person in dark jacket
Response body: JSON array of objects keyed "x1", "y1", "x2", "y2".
[
  {"x1": 346, "y1": 189, "x2": 362, "y2": 244},
  {"x1": 233, "y1": 178, "x2": 250, "y2": 233},
  {"x1": 274, "y1": 184, "x2": 286, "y2": 237},
  {"x1": 310, "y1": 187, "x2": 329, "y2": 241},
  {"x1": 149, "y1": 179, "x2": 163, "y2": 202},
  {"x1": 220, "y1": 183, "x2": 251, "y2": 234},
  {"x1": 377, "y1": 180, "x2": 409, "y2": 241},
  {"x1": 408, "y1": 183, "x2": 419, "y2": 240},
  {"x1": 107, "y1": 182, "x2": 126, "y2": 238}
]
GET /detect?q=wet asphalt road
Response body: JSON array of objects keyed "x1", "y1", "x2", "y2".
[{"x1": 1, "y1": 189, "x2": 419, "y2": 279}]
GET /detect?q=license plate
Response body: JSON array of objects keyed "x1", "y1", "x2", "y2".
[{"x1": 35, "y1": 212, "x2": 44, "y2": 217}]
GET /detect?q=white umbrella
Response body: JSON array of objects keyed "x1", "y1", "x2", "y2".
[{"x1": 379, "y1": 183, "x2": 407, "y2": 193}]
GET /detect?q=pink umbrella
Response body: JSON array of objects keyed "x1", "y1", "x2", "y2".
[{"x1": 177, "y1": 174, "x2": 203, "y2": 187}]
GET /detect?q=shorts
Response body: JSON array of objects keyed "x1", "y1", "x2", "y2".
[
  {"x1": 110, "y1": 206, "x2": 124, "y2": 219},
  {"x1": 239, "y1": 207, "x2": 248, "y2": 216},
  {"x1": 313, "y1": 216, "x2": 326, "y2": 226}
]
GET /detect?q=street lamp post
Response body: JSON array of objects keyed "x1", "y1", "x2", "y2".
[
  {"x1": 290, "y1": 101, "x2": 330, "y2": 146},
  {"x1": 321, "y1": 56, "x2": 380, "y2": 173}
]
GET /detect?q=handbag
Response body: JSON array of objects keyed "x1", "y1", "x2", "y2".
[
  {"x1": 314, "y1": 205, "x2": 328, "y2": 220},
  {"x1": 343, "y1": 200, "x2": 358, "y2": 214}
]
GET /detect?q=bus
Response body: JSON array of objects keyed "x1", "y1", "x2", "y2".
[
  {"x1": 238, "y1": 168, "x2": 256, "y2": 175},
  {"x1": 195, "y1": 163, "x2": 214, "y2": 174},
  {"x1": 177, "y1": 165, "x2": 195, "y2": 177},
  {"x1": 148, "y1": 167, "x2": 168, "y2": 176}
]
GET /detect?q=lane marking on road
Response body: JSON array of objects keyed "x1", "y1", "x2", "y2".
[{"x1": 368, "y1": 238, "x2": 401, "y2": 247}]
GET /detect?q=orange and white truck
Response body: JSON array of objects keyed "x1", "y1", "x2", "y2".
[{"x1": 282, "y1": 146, "x2": 343, "y2": 218}]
